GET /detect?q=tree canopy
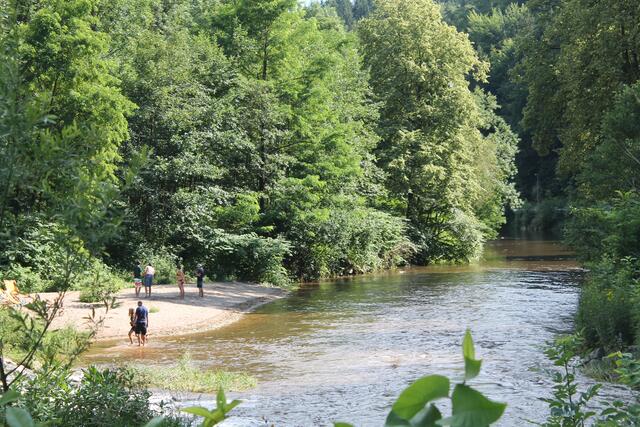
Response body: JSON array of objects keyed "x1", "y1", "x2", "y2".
[{"x1": 0, "y1": 0, "x2": 521, "y2": 289}]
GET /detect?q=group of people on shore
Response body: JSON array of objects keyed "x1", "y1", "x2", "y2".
[
  {"x1": 132, "y1": 261, "x2": 205, "y2": 299},
  {"x1": 127, "y1": 261, "x2": 206, "y2": 345}
]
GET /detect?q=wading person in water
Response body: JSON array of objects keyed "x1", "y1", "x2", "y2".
[
  {"x1": 133, "y1": 301, "x2": 149, "y2": 346},
  {"x1": 196, "y1": 264, "x2": 205, "y2": 298},
  {"x1": 127, "y1": 308, "x2": 136, "y2": 344},
  {"x1": 133, "y1": 261, "x2": 142, "y2": 297},
  {"x1": 176, "y1": 264, "x2": 186, "y2": 300},
  {"x1": 143, "y1": 262, "x2": 155, "y2": 298}
]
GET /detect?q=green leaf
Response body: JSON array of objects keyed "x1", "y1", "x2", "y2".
[
  {"x1": 386, "y1": 403, "x2": 443, "y2": 427},
  {"x1": 142, "y1": 416, "x2": 166, "y2": 427},
  {"x1": 6, "y1": 407, "x2": 35, "y2": 427},
  {"x1": 436, "y1": 385, "x2": 506, "y2": 427},
  {"x1": 334, "y1": 423, "x2": 355, "y2": 427},
  {"x1": 385, "y1": 411, "x2": 411, "y2": 427},
  {"x1": 389, "y1": 375, "x2": 450, "y2": 422},
  {"x1": 181, "y1": 406, "x2": 213, "y2": 417},
  {"x1": 462, "y1": 330, "x2": 482, "y2": 381},
  {"x1": 462, "y1": 330, "x2": 476, "y2": 360},
  {"x1": 410, "y1": 404, "x2": 443, "y2": 427},
  {"x1": 0, "y1": 389, "x2": 20, "y2": 406},
  {"x1": 225, "y1": 399, "x2": 241, "y2": 413},
  {"x1": 206, "y1": 410, "x2": 227, "y2": 426},
  {"x1": 216, "y1": 388, "x2": 226, "y2": 410}
]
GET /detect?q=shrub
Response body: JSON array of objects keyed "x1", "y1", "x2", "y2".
[
  {"x1": 137, "y1": 249, "x2": 177, "y2": 285},
  {"x1": 265, "y1": 177, "x2": 413, "y2": 279},
  {"x1": 0, "y1": 218, "x2": 99, "y2": 292},
  {"x1": 0, "y1": 218, "x2": 68, "y2": 288},
  {"x1": 577, "y1": 257, "x2": 640, "y2": 351},
  {"x1": 2, "y1": 264, "x2": 53, "y2": 293},
  {"x1": 410, "y1": 208, "x2": 486, "y2": 264},
  {"x1": 570, "y1": 192, "x2": 640, "y2": 350},
  {"x1": 17, "y1": 366, "x2": 163, "y2": 427},
  {"x1": 289, "y1": 207, "x2": 413, "y2": 278},
  {"x1": 207, "y1": 233, "x2": 291, "y2": 287},
  {"x1": 0, "y1": 307, "x2": 32, "y2": 360},
  {"x1": 41, "y1": 326, "x2": 92, "y2": 365},
  {"x1": 78, "y1": 260, "x2": 125, "y2": 303},
  {"x1": 566, "y1": 192, "x2": 640, "y2": 262}
]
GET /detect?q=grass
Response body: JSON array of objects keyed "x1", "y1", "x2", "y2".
[
  {"x1": 1, "y1": 307, "x2": 91, "y2": 367},
  {"x1": 133, "y1": 353, "x2": 257, "y2": 393},
  {"x1": 581, "y1": 358, "x2": 618, "y2": 383},
  {"x1": 149, "y1": 306, "x2": 160, "y2": 313}
]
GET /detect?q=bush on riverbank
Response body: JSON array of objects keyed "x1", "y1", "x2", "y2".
[
  {"x1": 577, "y1": 258, "x2": 640, "y2": 351},
  {"x1": 78, "y1": 261, "x2": 127, "y2": 303},
  {"x1": 205, "y1": 233, "x2": 292, "y2": 288},
  {"x1": 133, "y1": 353, "x2": 257, "y2": 393},
  {"x1": 5, "y1": 366, "x2": 181, "y2": 427},
  {"x1": 569, "y1": 192, "x2": 640, "y2": 351},
  {"x1": 135, "y1": 249, "x2": 178, "y2": 285}
]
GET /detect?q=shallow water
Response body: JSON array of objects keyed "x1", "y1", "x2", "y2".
[{"x1": 85, "y1": 239, "x2": 629, "y2": 426}]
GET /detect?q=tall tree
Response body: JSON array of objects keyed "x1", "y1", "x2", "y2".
[
  {"x1": 353, "y1": 0, "x2": 374, "y2": 21},
  {"x1": 359, "y1": 0, "x2": 517, "y2": 262},
  {"x1": 324, "y1": 0, "x2": 354, "y2": 28},
  {"x1": 0, "y1": 0, "x2": 133, "y2": 258},
  {"x1": 522, "y1": 0, "x2": 640, "y2": 183}
]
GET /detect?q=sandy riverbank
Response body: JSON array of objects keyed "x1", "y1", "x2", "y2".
[{"x1": 42, "y1": 282, "x2": 287, "y2": 341}]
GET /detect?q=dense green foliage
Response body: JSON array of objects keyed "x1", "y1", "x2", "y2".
[
  {"x1": 359, "y1": 0, "x2": 518, "y2": 262},
  {"x1": 19, "y1": 367, "x2": 158, "y2": 427},
  {"x1": 541, "y1": 335, "x2": 640, "y2": 427},
  {"x1": 514, "y1": 0, "x2": 640, "y2": 354},
  {"x1": 0, "y1": 0, "x2": 520, "y2": 290},
  {"x1": 0, "y1": 366, "x2": 181, "y2": 427},
  {"x1": 437, "y1": 0, "x2": 640, "y2": 361}
]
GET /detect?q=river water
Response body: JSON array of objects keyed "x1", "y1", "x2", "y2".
[{"x1": 85, "y1": 239, "x2": 630, "y2": 426}]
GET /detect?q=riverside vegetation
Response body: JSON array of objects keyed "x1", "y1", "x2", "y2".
[
  {"x1": 1, "y1": 0, "x2": 640, "y2": 425},
  {"x1": 0, "y1": 0, "x2": 519, "y2": 294}
]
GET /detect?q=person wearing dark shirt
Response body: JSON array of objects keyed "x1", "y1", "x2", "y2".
[
  {"x1": 196, "y1": 265, "x2": 205, "y2": 298},
  {"x1": 133, "y1": 262, "x2": 142, "y2": 297},
  {"x1": 133, "y1": 301, "x2": 149, "y2": 346}
]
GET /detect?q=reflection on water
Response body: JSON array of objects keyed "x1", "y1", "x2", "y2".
[{"x1": 85, "y1": 240, "x2": 622, "y2": 426}]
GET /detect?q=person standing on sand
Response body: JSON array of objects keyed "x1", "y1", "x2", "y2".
[
  {"x1": 133, "y1": 301, "x2": 149, "y2": 346},
  {"x1": 143, "y1": 263, "x2": 155, "y2": 298},
  {"x1": 196, "y1": 264, "x2": 205, "y2": 298},
  {"x1": 176, "y1": 264, "x2": 186, "y2": 299},
  {"x1": 133, "y1": 261, "x2": 142, "y2": 297}
]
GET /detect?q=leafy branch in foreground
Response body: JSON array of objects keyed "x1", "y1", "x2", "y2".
[
  {"x1": 539, "y1": 334, "x2": 640, "y2": 427},
  {"x1": 538, "y1": 334, "x2": 600, "y2": 427},
  {"x1": 180, "y1": 389, "x2": 241, "y2": 427}
]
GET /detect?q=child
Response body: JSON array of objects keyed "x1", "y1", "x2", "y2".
[{"x1": 128, "y1": 308, "x2": 136, "y2": 344}]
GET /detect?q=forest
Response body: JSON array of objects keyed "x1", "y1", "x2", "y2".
[
  {"x1": 1, "y1": 0, "x2": 640, "y2": 425},
  {"x1": 0, "y1": 0, "x2": 520, "y2": 289}
]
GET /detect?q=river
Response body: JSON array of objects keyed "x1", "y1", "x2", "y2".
[{"x1": 85, "y1": 239, "x2": 630, "y2": 426}]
